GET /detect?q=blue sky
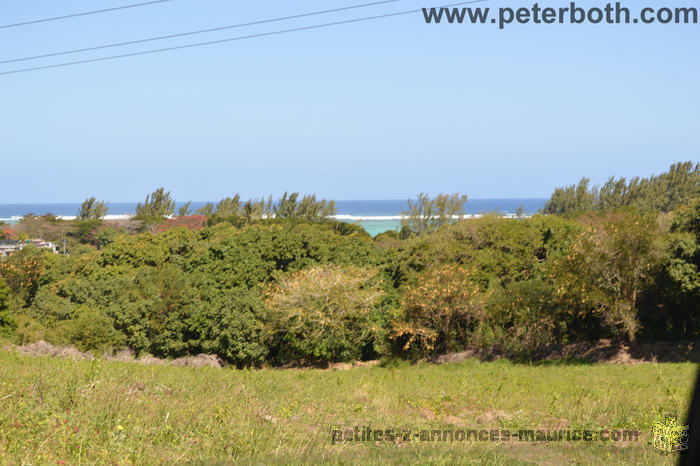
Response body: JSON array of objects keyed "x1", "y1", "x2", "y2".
[{"x1": 0, "y1": 0, "x2": 697, "y2": 202}]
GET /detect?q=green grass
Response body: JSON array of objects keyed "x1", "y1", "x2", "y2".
[{"x1": 0, "y1": 350, "x2": 695, "y2": 464}]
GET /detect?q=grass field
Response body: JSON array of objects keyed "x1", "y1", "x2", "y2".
[{"x1": 0, "y1": 350, "x2": 696, "y2": 464}]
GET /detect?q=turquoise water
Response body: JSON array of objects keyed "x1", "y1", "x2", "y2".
[{"x1": 356, "y1": 220, "x2": 401, "y2": 237}]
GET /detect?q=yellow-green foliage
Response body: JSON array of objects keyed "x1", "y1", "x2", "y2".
[
  {"x1": 393, "y1": 264, "x2": 486, "y2": 354},
  {"x1": 1, "y1": 205, "x2": 698, "y2": 364},
  {"x1": 0, "y1": 278, "x2": 12, "y2": 335},
  {"x1": 265, "y1": 265, "x2": 386, "y2": 363},
  {"x1": 549, "y1": 213, "x2": 660, "y2": 343}
]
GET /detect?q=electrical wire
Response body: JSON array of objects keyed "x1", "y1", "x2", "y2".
[
  {"x1": 0, "y1": 1, "x2": 488, "y2": 76},
  {"x1": 0, "y1": 0, "x2": 177, "y2": 30},
  {"x1": 0, "y1": 0, "x2": 402, "y2": 65}
]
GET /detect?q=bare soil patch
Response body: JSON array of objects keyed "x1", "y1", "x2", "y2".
[
  {"x1": 6, "y1": 339, "x2": 699, "y2": 369},
  {"x1": 434, "y1": 339, "x2": 700, "y2": 364},
  {"x1": 7, "y1": 340, "x2": 225, "y2": 368}
]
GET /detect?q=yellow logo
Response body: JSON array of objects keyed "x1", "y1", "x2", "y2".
[{"x1": 652, "y1": 418, "x2": 689, "y2": 453}]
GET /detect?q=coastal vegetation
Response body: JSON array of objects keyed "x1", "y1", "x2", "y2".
[
  {"x1": 400, "y1": 192, "x2": 468, "y2": 235},
  {"x1": 543, "y1": 161, "x2": 698, "y2": 215},
  {"x1": 77, "y1": 197, "x2": 109, "y2": 221},
  {"x1": 0, "y1": 162, "x2": 697, "y2": 463},
  {"x1": 0, "y1": 162, "x2": 697, "y2": 366}
]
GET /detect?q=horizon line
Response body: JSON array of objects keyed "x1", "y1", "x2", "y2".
[{"x1": 0, "y1": 197, "x2": 549, "y2": 205}]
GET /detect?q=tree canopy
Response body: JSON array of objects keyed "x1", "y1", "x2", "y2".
[
  {"x1": 544, "y1": 162, "x2": 699, "y2": 215},
  {"x1": 77, "y1": 197, "x2": 108, "y2": 220}
]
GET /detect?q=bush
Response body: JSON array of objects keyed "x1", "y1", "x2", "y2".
[
  {"x1": 56, "y1": 307, "x2": 124, "y2": 352},
  {"x1": 484, "y1": 279, "x2": 565, "y2": 355},
  {"x1": 548, "y1": 212, "x2": 660, "y2": 343},
  {"x1": 106, "y1": 264, "x2": 198, "y2": 357},
  {"x1": 0, "y1": 245, "x2": 46, "y2": 306},
  {"x1": 11, "y1": 314, "x2": 48, "y2": 345},
  {"x1": 187, "y1": 288, "x2": 269, "y2": 367},
  {"x1": 265, "y1": 265, "x2": 386, "y2": 363},
  {"x1": 0, "y1": 279, "x2": 13, "y2": 336},
  {"x1": 392, "y1": 264, "x2": 486, "y2": 355},
  {"x1": 389, "y1": 215, "x2": 581, "y2": 290}
]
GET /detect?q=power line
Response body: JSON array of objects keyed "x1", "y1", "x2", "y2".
[
  {"x1": 0, "y1": 0, "x2": 177, "y2": 30},
  {"x1": 0, "y1": 1, "x2": 488, "y2": 76},
  {"x1": 0, "y1": 0, "x2": 402, "y2": 65}
]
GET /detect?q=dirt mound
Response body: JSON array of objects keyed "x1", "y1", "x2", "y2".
[
  {"x1": 14, "y1": 340, "x2": 94, "y2": 360},
  {"x1": 114, "y1": 351, "x2": 224, "y2": 368},
  {"x1": 9, "y1": 339, "x2": 700, "y2": 369},
  {"x1": 328, "y1": 360, "x2": 380, "y2": 370},
  {"x1": 10, "y1": 342, "x2": 224, "y2": 368},
  {"x1": 435, "y1": 339, "x2": 700, "y2": 364},
  {"x1": 170, "y1": 354, "x2": 225, "y2": 368}
]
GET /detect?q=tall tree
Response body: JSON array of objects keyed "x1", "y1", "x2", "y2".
[
  {"x1": 401, "y1": 193, "x2": 468, "y2": 235},
  {"x1": 544, "y1": 162, "x2": 699, "y2": 215},
  {"x1": 241, "y1": 200, "x2": 263, "y2": 225},
  {"x1": 215, "y1": 195, "x2": 241, "y2": 217},
  {"x1": 77, "y1": 197, "x2": 108, "y2": 220},
  {"x1": 274, "y1": 192, "x2": 299, "y2": 219},
  {"x1": 195, "y1": 202, "x2": 214, "y2": 217},
  {"x1": 135, "y1": 188, "x2": 175, "y2": 219},
  {"x1": 177, "y1": 201, "x2": 192, "y2": 217}
]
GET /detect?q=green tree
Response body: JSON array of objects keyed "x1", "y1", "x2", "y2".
[
  {"x1": 77, "y1": 197, "x2": 109, "y2": 220},
  {"x1": 241, "y1": 200, "x2": 263, "y2": 225},
  {"x1": 188, "y1": 287, "x2": 269, "y2": 367},
  {"x1": 0, "y1": 278, "x2": 12, "y2": 334},
  {"x1": 264, "y1": 195, "x2": 274, "y2": 218},
  {"x1": 271, "y1": 192, "x2": 336, "y2": 221},
  {"x1": 274, "y1": 192, "x2": 299, "y2": 218},
  {"x1": 550, "y1": 213, "x2": 660, "y2": 343},
  {"x1": 296, "y1": 195, "x2": 336, "y2": 221},
  {"x1": 215, "y1": 195, "x2": 241, "y2": 217},
  {"x1": 265, "y1": 265, "x2": 385, "y2": 363},
  {"x1": 543, "y1": 177, "x2": 597, "y2": 215},
  {"x1": 484, "y1": 279, "x2": 563, "y2": 355},
  {"x1": 195, "y1": 202, "x2": 215, "y2": 217},
  {"x1": 544, "y1": 162, "x2": 699, "y2": 215},
  {"x1": 178, "y1": 201, "x2": 192, "y2": 217},
  {"x1": 135, "y1": 188, "x2": 175, "y2": 219},
  {"x1": 401, "y1": 193, "x2": 468, "y2": 235}
]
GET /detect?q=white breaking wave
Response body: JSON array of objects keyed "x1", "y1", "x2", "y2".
[
  {"x1": 333, "y1": 215, "x2": 404, "y2": 221},
  {"x1": 331, "y1": 214, "x2": 529, "y2": 221},
  {"x1": 2, "y1": 213, "x2": 528, "y2": 224},
  {"x1": 55, "y1": 214, "x2": 134, "y2": 221},
  {"x1": 0, "y1": 214, "x2": 135, "y2": 223}
]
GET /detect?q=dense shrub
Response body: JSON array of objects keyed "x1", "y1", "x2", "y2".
[
  {"x1": 548, "y1": 213, "x2": 660, "y2": 343},
  {"x1": 265, "y1": 265, "x2": 386, "y2": 363},
  {"x1": 187, "y1": 287, "x2": 269, "y2": 367},
  {"x1": 3, "y1": 223, "x2": 382, "y2": 363},
  {"x1": 0, "y1": 246, "x2": 46, "y2": 306},
  {"x1": 56, "y1": 306, "x2": 124, "y2": 352},
  {"x1": 1, "y1": 193, "x2": 697, "y2": 363},
  {"x1": 392, "y1": 264, "x2": 486, "y2": 355},
  {"x1": 0, "y1": 278, "x2": 13, "y2": 335},
  {"x1": 483, "y1": 279, "x2": 565, "y2": 355},
  {"x1": 388, "y1": 214, "x2": 581, "y2": 290}
]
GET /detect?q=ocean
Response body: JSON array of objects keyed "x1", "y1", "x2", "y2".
[{"x1": 0, "y1": 199, "x2": 547, "y2": 236}]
